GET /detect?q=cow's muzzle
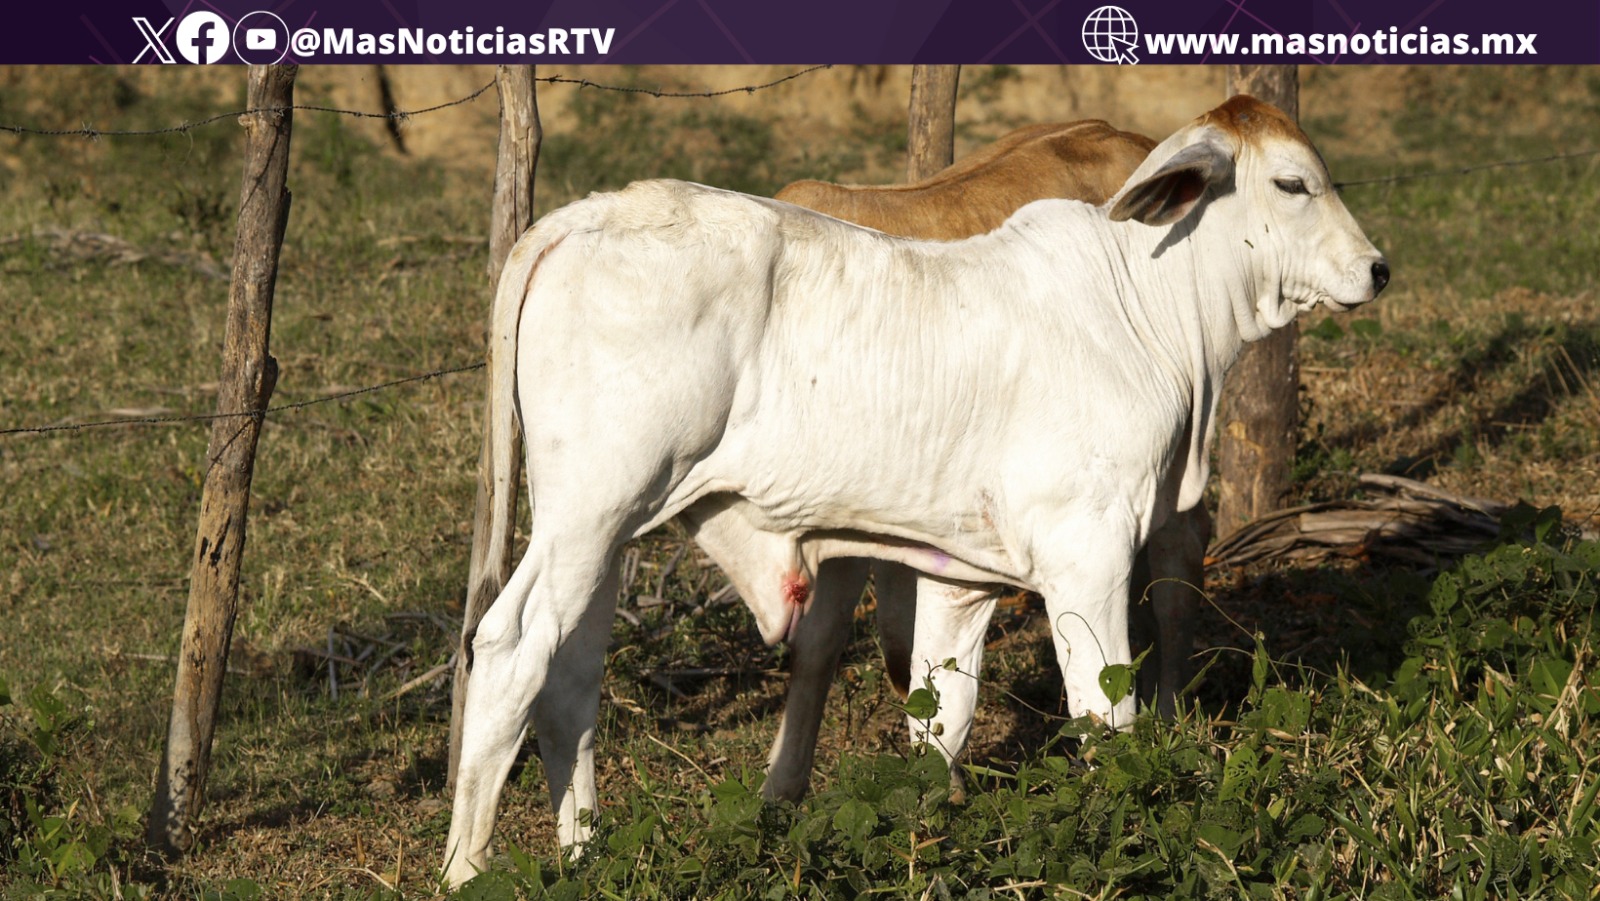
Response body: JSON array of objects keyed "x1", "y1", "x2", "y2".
[{"x1": 1371, "y1": 260, "x2": 1390, "y2": 296}]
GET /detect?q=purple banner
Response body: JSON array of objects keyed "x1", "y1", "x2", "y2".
[{"x1": 10, "y1": 0, "x2": 1598, "y2": 65}]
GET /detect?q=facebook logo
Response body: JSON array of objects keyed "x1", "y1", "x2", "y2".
[{"x1": 175, "y1": 11, "x2": 229, "y2": 64}]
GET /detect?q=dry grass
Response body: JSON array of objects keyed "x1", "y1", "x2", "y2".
[{"x1": 1, "y1": 64, "x2": 1597, "y2": 897}]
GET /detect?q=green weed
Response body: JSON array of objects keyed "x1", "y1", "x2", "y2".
[
  {"x1": 1, "y1": 679, "x2": 157, "y2": 899},
  {"x1": 456, "y1": 516, "x2": 1600, "y2": 899}
]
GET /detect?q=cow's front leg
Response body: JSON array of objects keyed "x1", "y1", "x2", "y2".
[
  {"x1": 903, "y1": 576, "x2": 998, "y2": 797},
  {"x1": 1040, "y1": 538, "x2": 1140, "y2": 732}
]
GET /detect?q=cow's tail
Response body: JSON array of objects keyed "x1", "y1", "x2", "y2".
[{"x1": 475, "y1": 225, "x2": 566, "y2": 604}]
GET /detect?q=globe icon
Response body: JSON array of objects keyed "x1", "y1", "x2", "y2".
[{"x1": 1082, "y1": 6, "x2": 1140, "y2": 64}]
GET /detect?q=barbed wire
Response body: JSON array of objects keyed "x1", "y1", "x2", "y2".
[
  {"x1": 0, "y1": 65, "x2": 834, "y2": 140},
  {"x1": 1, "y1": 67, "x2": 1589, "y2": 440},
  {"x1": 0, "y1": 66, "x2": 836, "y2": 439},
  {"x1": 0, "y1": 362, "x2": 485, "y2": 438},
  {"x1": 1335, "y1": 146, "x2": 1600, "y2": 189},
  {"x1": 3, "y1": 63, "x2": 1589, "y2": 191},
  {"x1": 0, "y1": 80, "x2": 498, "y2": 139},
  {"x1": 535, "y1": 64, "x2": 832, "y2": 97}
]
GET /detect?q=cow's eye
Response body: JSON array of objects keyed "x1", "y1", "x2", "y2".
[{"x1": 1274, "y1": 177, "x2": 1309, "y2": 196}]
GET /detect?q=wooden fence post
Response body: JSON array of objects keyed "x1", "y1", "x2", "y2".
[
  {"x1": 449, "y1": 65, "x2": 542, "y2": 792},
  {"x1": 1216, "y1": 64, "x2": 1300, "y2": 537},
  {"x1": 149, "y1": 64, "x2": 296, "y2": 855},
  {"x1": 906, "y1": 65, "x2": 960, "y2": 181}
]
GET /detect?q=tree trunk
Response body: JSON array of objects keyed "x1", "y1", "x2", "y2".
[
  {"x1": 1216, "y1": 65, "x2": 1300, "y2": 537},
  {"x1": 149, "y1": 64, "x2": 295, "y2": 856},
  {"x1": 905, "y1": 65, "x2": 960, "y2": 181},
  {"x1": 449, "y1": 65, "x2": 542, "y2": 792}
]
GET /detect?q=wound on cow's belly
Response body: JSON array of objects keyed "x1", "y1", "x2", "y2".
[
  {"x1": 929, "y1": 550, "x2": 951, "y2": 573},
  {"x1": 782, "y1": 573, "x2": 810, "y2": 607},
  {"x1": 780, "y1": 572, "x2": 810, "y2": 644}
]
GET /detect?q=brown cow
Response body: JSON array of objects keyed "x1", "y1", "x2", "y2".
[{"x1": 776, "y1": 120, "x2": 1156, "y2": 237}]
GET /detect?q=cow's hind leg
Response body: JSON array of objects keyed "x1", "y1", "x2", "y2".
[
  {"x1": 444, "y1": 518, "x2": 625, "y2": 887},
  {"x1": 764, "y1": 557, "x2": 869, "y2": 801},
  {"x1": 531, "y1": 552, "x2": 621, "y2": 852},
  {"x1": 446, "y1": 426, "x2": 675, "y2": 886},
  {"x1": 872, "y1": 561, "x2": 919, "y2": 700},
  {"x1": 1132, "y1": 506, "x2": 1209, "y2": 717},
  {"x1": 445, "y1": 548, "x2": 541, "y2": 885},
  {"x1": 680, "y1": 502, "x2": 869, "y2": 801}
]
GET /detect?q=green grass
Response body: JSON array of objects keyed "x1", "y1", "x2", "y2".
[
  {"x1": 2, "y1": 66, "x2": 1599, "y2": 898},
  {"x1": 464, "y1": 524, "x2": 1600, "y2": 899},
  {"x1": 1310, "y1": 67, "x2": 1600, "y2": 304}
]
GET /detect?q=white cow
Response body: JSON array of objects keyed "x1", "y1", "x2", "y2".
[
  {"x1": 766, "y1": 119, "x2": 1200, "y2": 808},
  {"x1": 444, "y1": 95, "x2": 1387, "y2": 885}
]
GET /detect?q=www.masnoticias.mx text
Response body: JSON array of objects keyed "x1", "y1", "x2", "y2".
[{"x1": 1144, "y1": 28, "x2": 1536, "y2": 58}]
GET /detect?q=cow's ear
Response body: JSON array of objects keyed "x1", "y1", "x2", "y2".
[{"x1": 1108, "y1": 129, "x2": 1234, "y2": 226}]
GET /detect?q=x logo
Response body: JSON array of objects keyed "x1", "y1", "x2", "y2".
[{"x1": 132, "y1": 17, "x2": 176, "y2": 64}]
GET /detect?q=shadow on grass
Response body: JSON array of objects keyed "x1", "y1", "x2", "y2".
[
  {"x1": 159, "y1": 531, "x2": 1486, "y2": 863},
  {"x1": 1322, "y1": 318, "x2": 1600, "y2": 480},
  {"x1": 963, "y1": 554, "x2": 1439, "y2": 766}
]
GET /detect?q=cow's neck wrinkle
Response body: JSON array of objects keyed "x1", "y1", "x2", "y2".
[
  {"x1": 1105, "y1": 208, "x2": 1257, "y2": 397},
  {"x1": 1103, "y1": 203, "x2": 1261, "y2": 511}
]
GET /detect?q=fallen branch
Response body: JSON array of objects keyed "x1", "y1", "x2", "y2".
[
  {"x1": 1206, "y1": 472, "x2": 1560, "y2": 569},
  {"x1": 6, "y1": 226, "x2": 228, "y2": 280},
  {"x1": 380, "y1": 660, "x2": 452, "y2": 702},
  {"x1": 1356, "y1": 473, "x2": 1509, "y2": 517}
]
